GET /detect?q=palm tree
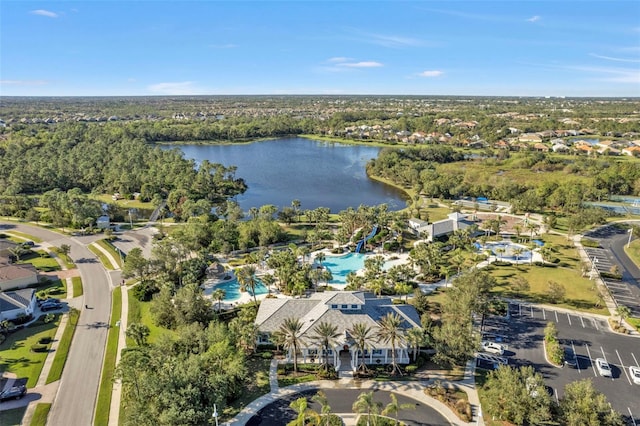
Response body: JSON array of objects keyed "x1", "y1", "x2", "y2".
[
  {"x1": 261, "y1": 273, "x2": 276, "y2": 296},
  {"x1": 125, "y1": 322, "x2": 150, "y2": 346},
  {"x1": 381, "y1": 393, "x2": 415, "y2": 426},
  {"x1": 236, "y1": 265, "x2": 258, "y2": 304},
  {"x1": 279, "y1": 317, "x2": 305, "y2": 373},
  {"x1": 376, "y1": 312, "x2": 406, "y2": 376},
  {"x1": 312, "y1": 390, "x2": 332, "y2": 426},
  {"x1": 212, "y1": 288, "x2": 226, "y2": 311},
  {"x1": 349, "y1": 323, "x2": 375, "y2": 372},
  {"x1": 512, "y1": 247, "x2": 524, "y2": 268},
  {"x1": 292, "y1": 199, "x2": 301, "y2": 222},
  {"x1": 315, "y1": 251, "x2": 325, "y2": 268},
  {"x1": 311, "y1": 321, "x2": 340, "y2": 371},
  {"x1": 353, "y1": 391, "x2": 382, "y2": 426},
  {"x1": 287, "y1": 397, "x2": 320, "y2": 426},
  {"x1": 405, "y1": 328, "x2": 426, "y2": 362},
  {"x1": 616, "y1": 305, "x2": 631, "y2": 327}
]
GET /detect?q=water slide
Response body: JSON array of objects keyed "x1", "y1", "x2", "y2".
[{"x1": 355, "y1": 225, "x2": 378, "y2": 253}]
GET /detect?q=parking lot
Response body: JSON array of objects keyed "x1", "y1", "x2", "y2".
[{"x1": 479, "y1": 303, "x2": 640, "y2": 425}]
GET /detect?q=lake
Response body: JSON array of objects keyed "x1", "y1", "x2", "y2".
[{"x1": 162, "y1": 137, "x2": 407, "y2": 213}]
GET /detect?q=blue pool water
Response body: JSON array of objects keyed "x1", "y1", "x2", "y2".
[
  {"x1": 321, "y1": 253, "x2": 368, "y2": 284},
  {"x1": 215, "y1": 278, "x2": 268, "y2": 301},
  {"x1": 480, "y1": 242, "x2": 532, "y2": 261}
]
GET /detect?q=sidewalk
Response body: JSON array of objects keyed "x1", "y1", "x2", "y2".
[
  {"x1": 228, "y1": 358, "x2": 482, "y2": 426},
  {"x1": 108, "y1": 284, "x2": 129, "y2": 426}
]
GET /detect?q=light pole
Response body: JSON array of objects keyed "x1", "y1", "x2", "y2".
[
  {"x1": 212, "y1": 404, "x2": 218, "y2": 426},
  {"x1": 627, "y1": 228, "x2": 634, "y2": 249},
  {"x1": 589, "y1": 256, "x2": 599, "y2": 281}
]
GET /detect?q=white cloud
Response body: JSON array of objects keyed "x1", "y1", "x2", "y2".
[
  {"x1": 337, "y1": 61, "x2": 383, "y2": 68},
  {"x1": 589, "y1": 53, "x2": 640, "y2": 63},
  {"x1": 328, "y1": 57, "x2": 352, "y2": 63},
  {"x1": 417, "y1": 70, "x2": 444, "y2": 77},
  {"x1": 30, "y1": 9, "x2": 58, "y2": 18},
  {"x1": 147, "y1": 81, "x2": 197, "y2": 95},
  {"x1": 0, "y1": 80, "x2": 48, "y2": 86},
  {"x1": 527, "y1": 15, "x2": 541, "y2": 23}
]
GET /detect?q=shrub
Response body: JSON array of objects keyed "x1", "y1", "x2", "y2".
[
  {"x1": 260, "y1": 351, "x2": 273, "y2": 359},
  {"x1": 405, "y1": 365, "x2": 418, "y2": 374},
  {"x1": 39, "y1": 337, "x2": 52, "y2": 344},
  {"x1": 31, "y1": 344, "x2": 49, "y2": 352},
  {"x1": 43, "y1": 313, "x2": 55, "y2": 323}
]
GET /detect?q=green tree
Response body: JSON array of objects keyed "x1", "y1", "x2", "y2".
[
  {"x1": 615, "y1": 305, "x2": 631, "y2": 327},
  {"x1": 287, "y1": 396, "x2": 320, "y2": 426},
  {"x1": 381, "y1": 393, "x2": 415, "y2": 426},
  {"x1": 212, "y1": 288, "x2": 226, "y2": 312},
  {"x1": 126, "y1": 322, "x2": 150, "y2": 346},
  {"x1": 122, "y1": 247, "x2": 148, "y2": 282},
  {"x1": 311, "y1": 321, "x2": 340, "y2": 372},
  {"x1": 236, "y1": 265, "x2": 258, "y2": 305},
  {"x1": 559, "y1": 379, "x2": 624, "y2": 426},
  {"x1": 376, "y1": 312, "x2": 406, "y2": 376},
  {"x1": 279, "y1": 317, "x2": 305, "y2": 374},
  {"x1": 349, "y1": 322, "x2": 376, "y2": 373},
  {"x1": 311, "y1": 390, "x2": 333, "y2": 426},
  {"x1": 352, "y1": 391, "x2": 382, "y2": 426}
]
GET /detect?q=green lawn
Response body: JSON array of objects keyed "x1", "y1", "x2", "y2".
[
  {"x1": 95, "y1": 239, "x2": 124, "y2": 268},
  {"x1": 36, "y1": 279, "x2": 66, "y2": 300},
  {"x1": 94, "y1": 288, "x2": 121, "y2": 426},
  {"x1": 0, "y1": 315, "x2": 61, "y2": 388},
  {"x1": 71, "y1": 276, "x2": 84, "y2": 297},
  {"x1": 0, "y1": 406, "x2": 27, "y2": 426},
  {"x1": 18, "y1": 251, "x2": 60, "y2": 272},
  {"x1": 55, "y1": 251, "x2": 76, "y2": 269},
  {"x1": 88, "y1": 243, "x2": 116, "y2": 270},
  {"x1": 46, "y1": 309, "x2": 79, "y2": 384},
  {"x1": 127, "y1": 293, "x2": 169, "y2": 345},
  {"x1": 6, "y1": 231, "x2": 43, "y2": 243},
  {"x1": 624, "y1": 238, "x2": 640, "y2": 269},
  {"x1": 29, "y1": 403, "x2": 51, "y2": 426}
]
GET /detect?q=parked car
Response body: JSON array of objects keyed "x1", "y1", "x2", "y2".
[
  {"x1": 564, "y1": 348, "x2": 578, "y2": 368},
  {"x1": 0, "y1": 385, "x2": 27, "y2": 402},
  {"x1": 39, "y1": 298, "x2": 60, "y2": 306},
  {"x1": 21, "y1": 241, "x2": 35, "y2": 247},
  {"x1": 630, "y1": 366, "x2": 640, "y2": 385},
  {"x1": 481, "y1": 341, "x2": 505, "y2": 355},
  {"x1": 595, "y1": 358, "x2": 612, "y2": 377},
  {"x1": 41, "y1": 303, "x2": 62, "y2": 312}
]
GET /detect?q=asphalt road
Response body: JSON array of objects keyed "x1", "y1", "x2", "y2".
[
  {"x1": 1, "y1": 222, "x2": 114, "y2": 426},
  {"x1": 482, "y1": 303, "x2": 640, "y2": 425},
  {"x1": 247, "y1": 388, "x2": 451, "y2": 426}
]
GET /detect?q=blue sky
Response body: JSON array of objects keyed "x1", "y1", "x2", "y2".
[{"x1": 1, "y1": 1, "x2": 639, "y2": 97}]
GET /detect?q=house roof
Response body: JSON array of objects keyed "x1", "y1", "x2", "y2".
[
  {"x1": 0, "y1": 288, "x2": 35, "y2": 313},
  {"x1": 256, "y1": 291, "x2": 421, "y2": 345},
  {"x1": 0, "y1": 263, "x2": 38, "y2": 282}
]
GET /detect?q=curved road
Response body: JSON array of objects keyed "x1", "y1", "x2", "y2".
[{"x1": 1, "y1": 222, "x2": 114, "y2": 426}]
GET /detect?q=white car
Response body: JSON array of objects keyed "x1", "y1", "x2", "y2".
[
  {"x1": 481, "y1": 341, "x2": 505, "y2": 355},
  {"x1": 630, "y1": 366, "x2": 640, "y2": 385},
  {"x1": 595, "y1": 358, "x2": 612, "y2": 377}
]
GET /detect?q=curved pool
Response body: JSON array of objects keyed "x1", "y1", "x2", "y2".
[
  {"x1": 320, "y1": 252, "x2": 368, "y2": 285},
  {"x1": 481, "y1": 241, "x2": 532, "y2": 261},
  {"x1": 213, "y1": 278, "x2": 268, "y2": 302}
]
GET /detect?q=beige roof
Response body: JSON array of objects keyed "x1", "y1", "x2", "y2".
[{"x1": 0, "y1": 263, "x2": 38, "y2": 281}]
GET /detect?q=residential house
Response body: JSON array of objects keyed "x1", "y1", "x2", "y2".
[
  {"x1": 96, "y1": 215, "x2": 110, "y2": 229},
  {"x1": 0, "y1": 288, "x2": 37, "y2": 321},
  {"x1": 0, "y1": 261, "x2": 39, "y2": 291},
  {"x1": 533, "y1": 143, "x2": 549, "y2": 152},
  {"x1": 551, "y1": 143, "x2": 570, "y2": 153},
  {"x1": 255, "y1": 291, "x2": 421, "y2": 371},
  {"x1": 622, "y1": 146, "x2": 640, "y2": 157},
  {"x1": 518, "y1": 133, "x2": 542, "y2": 143}
]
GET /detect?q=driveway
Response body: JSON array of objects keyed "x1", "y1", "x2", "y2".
[
  {"x1": 247, "y1": 388, "x2": 451, "y2": 426},
  {"x1": 0, "y1": 222, "x2": 113, "y2": 426}
]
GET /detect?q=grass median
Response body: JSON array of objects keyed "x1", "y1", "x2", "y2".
[
  {"x1": 29, "y1": 403, "x2": 51, "y2": 426},
  {"x1": 95, "y1": 239, "x2": 124, "y2": 268},
  {"x1": 5, "y1": 230, "x2": 43, "y2": 243},
  {"x1": 71, "y1": 276, "x2": 83, "y2": 297},
  {"x1": 94, "y1": 288, "x2": 122, "y2": 426},
  {"x1": 46, "y1": 308, "x2": 79, "y2": 384},
  {"x1": 88, "y1": 243, "x2": 116, "y2": 270}
]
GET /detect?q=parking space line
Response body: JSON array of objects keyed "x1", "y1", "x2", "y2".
[
  {"x1": 554, "y1": 388, "x2": 559, "y2": 404},
  {"x1": 629, "y1": 408, "x2": 638, "y2": 426},
  {"x1": 585, "y1": 344, "x2": 597, "y2": 377},
  {"x1": 632, "y1": 352, "x2": 639, "y2": 368},
  {"x1": 518, "y1": 303, "x2": 522, "y2": 316},
  {"x1": 580, "y1": 316, "x2": 585, "y2": 328},
  {"x1": 616, "y1": 350, "x2": 632, "y2": 385},
  {"x1": 554, "y1": 311, "x2": 559, "y2": 323},
  {"x1": 600, "y1": 346, "x2": 614, "y2": 381},
  {"x1": 592, "y1": 318, "x2": 599, "y2": 330},
  {"x1": 571, "y1": 341, "x2": 581, "y2": 373},
  {"x1": 530, "y1": 305, "x2": 533, "y2": 318},
  {"x1": 542, "y1": 308, "x2": 546, "y2": 320},
  {"x1": 566, "y1": 313, "x2": 572, "y2": 326}
]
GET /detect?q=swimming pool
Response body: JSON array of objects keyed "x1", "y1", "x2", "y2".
[
  {"x1": 321, "y1": 252, "x2": 368, "y2": 284},
  {"x1": 214, "y1": 278, "x2": 268, "y2": 301}
]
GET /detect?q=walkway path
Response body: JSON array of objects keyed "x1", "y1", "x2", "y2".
[
  {"x1": 108, "y1": 284, "x2": 129, "y2": 426},
  {"x1": 90, "y1": 240, "x2": 122, "y2": 270},
  {"x1": 228, "y1": 358, "x2": 483, "y2": 426}
]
